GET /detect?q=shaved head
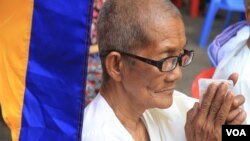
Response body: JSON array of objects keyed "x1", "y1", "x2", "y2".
[{"x1": 97, "y1": 0, "x2": 182, "y2": 81}]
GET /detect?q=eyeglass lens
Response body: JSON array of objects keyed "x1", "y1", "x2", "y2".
[{"x1": 162, "y1": 51, "x2": 193, "y2": 71}]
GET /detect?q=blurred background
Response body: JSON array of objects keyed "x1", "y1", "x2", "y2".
[{"x1": 0, "y1": 0, "x2": 244, "y2": 140}]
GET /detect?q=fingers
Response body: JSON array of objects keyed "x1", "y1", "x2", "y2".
[
  {"x1": 215, "y1": 91, "x2": 234, "y2": 126},
  {"x1": 207, "y1": 83, "x2": 228, "y2": 122},
  {"x1": 194, "y1": 83, "x2": 222, "y2": 141},
  {"x1": 186, "y1": 81, "x2": 236, "y2": 141},
  {"x1": 227, "y1": 108, "x2": 243, "y2": 122},
  {"x1": 226, "y1": 95, "x2": 246, "y2": 125},
  {"x1": 227, "y1": 73, "x2": 238, "y2": 86},
  {"x1": 198, "y1": 83, "x2": 217, "y2": 120},
  {"x1": 227, "y1": 111, "x2": 247, "y2": 125},
  {"x1": 186, "y1": 102, "x2": 199, "y2": 122},
  {"x1": 231, "y1": 95, "x2": 245, "y2": 110}
]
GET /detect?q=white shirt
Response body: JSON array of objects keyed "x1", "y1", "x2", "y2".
[{"x1": 82, "y1": 91, "x2": 197, "y2": 141}]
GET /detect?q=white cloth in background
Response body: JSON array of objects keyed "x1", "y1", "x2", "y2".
[
  {"x1": 82, "y1": 91, "x2": 197, "y2": 141},
  {"x1": 211, "y1": 21, "x2": 248, "y2": 66},
  {"x1": 213, "y1": 26, "x2": 250, "y2": 123},
  {"x1": 216, "y1": 25, "x2": 249, "y2": 63}
]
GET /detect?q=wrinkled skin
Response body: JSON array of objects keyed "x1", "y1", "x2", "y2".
[{"x1": 185, "y1": 73, "x2": 246, "y2": 141}]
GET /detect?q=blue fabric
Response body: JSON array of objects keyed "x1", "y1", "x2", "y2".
[
  {"x1": 208, "y1": 20, "x2": 247, "y2": 66},
  {"x1": 20, "y1": 0, "x2": 93, "y2": 140},
  {"x1": 199, "y1": 0, "x2": 245, "y2": 47}
]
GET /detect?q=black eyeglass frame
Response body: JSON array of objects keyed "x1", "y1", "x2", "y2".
[{"x1": 100, "y1": 49, "x2": 194, "y2": 72}]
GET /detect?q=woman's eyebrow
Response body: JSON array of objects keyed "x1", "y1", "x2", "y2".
[{"x1": 163, "y1": 41, "x2": 188, "y2": 53}]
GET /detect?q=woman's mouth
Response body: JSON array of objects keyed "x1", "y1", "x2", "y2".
[{"x1": 154, "y1": 88, "x2": 174, "y2": 93}]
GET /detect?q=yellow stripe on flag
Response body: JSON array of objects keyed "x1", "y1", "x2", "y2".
[{"x1": 0, "y1": 0, "x2": 34, "y2": 140}]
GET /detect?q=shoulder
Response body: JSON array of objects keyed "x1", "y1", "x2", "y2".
[
  {"x1": 82, "y1": 94, "x2": 111, "y2": 140},
  {"x1": 82, "y1": 94, "x2": 133, "y2": 141}
]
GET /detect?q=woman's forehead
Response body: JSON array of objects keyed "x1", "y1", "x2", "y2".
[
  {"x1": 149, "y1": 17, "x2": 186, "y2": 47},
  {"x1": 149, "y1": 16, "x2": 185, "y2": 37}
]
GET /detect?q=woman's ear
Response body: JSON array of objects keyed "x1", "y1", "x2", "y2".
[{"x1": 105, "y1": 52, "x2": 123, "y2": 82}]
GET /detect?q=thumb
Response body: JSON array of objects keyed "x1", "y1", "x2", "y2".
[{"x1": 228, "y1": 73, "x2": 238, "y2": 86}]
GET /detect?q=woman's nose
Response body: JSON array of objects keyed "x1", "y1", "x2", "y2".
[{"x1": 165, "y1": 64, "x2": 182, "y2": 81}]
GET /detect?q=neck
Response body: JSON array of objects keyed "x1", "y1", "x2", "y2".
[
  {"x1": 100, "y1": 81, "x2": 145, "y2": 130},
  {"x1": 100, "y1": 81, "x2": 150, "y2": 141}
]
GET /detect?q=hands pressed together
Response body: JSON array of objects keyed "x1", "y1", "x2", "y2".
[{"x1": 185, "y1": 73, "x2": 247, "y2": 141}]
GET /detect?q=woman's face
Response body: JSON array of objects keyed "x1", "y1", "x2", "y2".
[{"x1": 121, "y1": 16, "x2": 187, "y2": 109}]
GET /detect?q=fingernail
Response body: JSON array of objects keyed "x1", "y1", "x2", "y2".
[
  {"x1": 227, "y1": 92, "x2": 233, "y2": 99},
  {"x1": 234, "y1": 99, "x2": 239, "y2": 105}
]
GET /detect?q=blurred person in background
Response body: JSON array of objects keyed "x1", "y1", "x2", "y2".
[{"x1": 212, "y1": 0, "x2": 250, "y2": 124}]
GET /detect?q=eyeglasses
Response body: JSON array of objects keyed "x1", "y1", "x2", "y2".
[{"x1": 100, "y1": 49, "x2": 194, "y2": 72}]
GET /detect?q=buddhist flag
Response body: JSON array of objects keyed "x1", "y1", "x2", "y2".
[{"x1": 0, "y1": 0, "x2": 93, "y2": 140}]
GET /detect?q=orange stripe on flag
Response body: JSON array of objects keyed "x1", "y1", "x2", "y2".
[{"x1": 0, "y1": 0, "x2": 34, "y2": 140}]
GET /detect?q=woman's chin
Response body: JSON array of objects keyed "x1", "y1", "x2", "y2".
[{"x1": 154, "y1": 94, "x2": 173, "y2": 109}]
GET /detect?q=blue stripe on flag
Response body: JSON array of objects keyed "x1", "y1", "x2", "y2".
[{"x1": 20, "y1": 0, "x2": 93, "y2": 140}]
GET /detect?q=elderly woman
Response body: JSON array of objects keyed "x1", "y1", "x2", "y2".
[{"x1": 82, "y1": 0, "x2": 246, "y2": 141}]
